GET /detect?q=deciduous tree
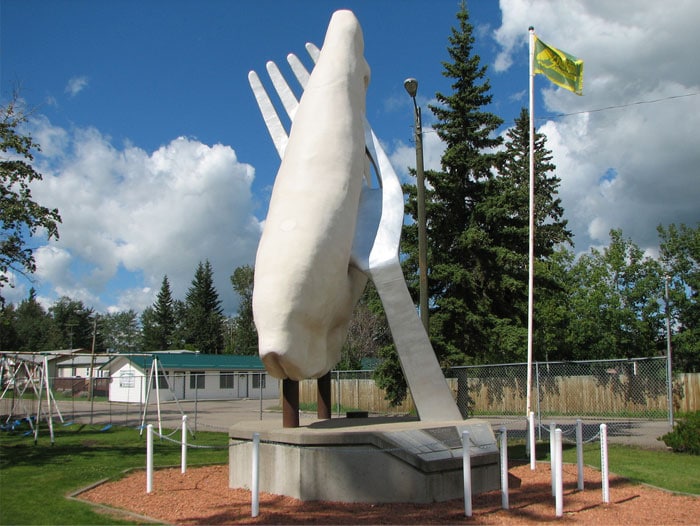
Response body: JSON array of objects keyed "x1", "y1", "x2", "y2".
[{"x1": 0, "y1": 97, "x2": 61, "y2": 304}]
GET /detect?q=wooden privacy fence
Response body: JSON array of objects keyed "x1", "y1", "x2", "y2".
[
  {"x1": 676, "y1": 373, "x2": 700, "y2": 414},
  {"x1": 294, "y1": 362, "x2": 698, "y2": 418}
]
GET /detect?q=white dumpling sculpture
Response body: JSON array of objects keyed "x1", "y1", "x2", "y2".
[{"x1": 252, "y1": 10, "x2": 370, "y2": 380}]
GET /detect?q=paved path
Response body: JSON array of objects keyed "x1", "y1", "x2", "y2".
[{"x1": 2, "y1": 397, "x2": 672, "y2": 449}]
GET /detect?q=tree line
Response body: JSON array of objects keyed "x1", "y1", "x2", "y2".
[{"x1": 0, "y1": 260, "x2": 258, "y2": 356}]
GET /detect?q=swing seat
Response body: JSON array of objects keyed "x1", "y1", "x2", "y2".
[
  {"x1": 23, "y1": 430, "x2": 32, "y2": 436},
  {"x1": 62, "y1": 421, "x2": 74, "y2": 427},
  {"x1": 100, "y1": 424, "x2": 112, "y2": 432}
]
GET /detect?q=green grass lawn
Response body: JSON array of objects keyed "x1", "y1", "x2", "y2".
[
  {"x1": 1, "y1": 423, "x2": 698, "y2": 525},
  {"x1": 0, "y1": 422, "x2": 228, "y2": 525},
  {"x1": 561, "y1": 443, "x2": 700, "y2": 494},
  {"x1": 508, "y1": 441, "x2": 700, "y2": 495}
]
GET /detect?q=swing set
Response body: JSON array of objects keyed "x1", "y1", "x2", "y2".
[
  {"x1": 0, "y1": 354, "x2": 66, "y2": 444},
  {"x1": 1, "y1": 353, "x2": 195, "y2": 443}
]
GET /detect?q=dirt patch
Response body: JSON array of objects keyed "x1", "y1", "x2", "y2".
[{"x1": 79, "y1": 463, "x2": 699, "y2": 524}]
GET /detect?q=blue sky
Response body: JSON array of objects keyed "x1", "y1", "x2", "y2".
[{"x1": 2, "y1": 0, "x2": 699, "y2": 315}]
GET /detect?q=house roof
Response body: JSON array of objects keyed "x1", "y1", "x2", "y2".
[
  {"x1": 55, "y1": 354, "x2": 112, "y2": 367},
  {"x1": 122, "y1": 353, "x2": 266, "y2": 371}
]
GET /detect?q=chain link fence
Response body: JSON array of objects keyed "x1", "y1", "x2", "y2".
[
  {"x1": 2, "y1": 354, "x2": 681, "y2": 444},
  {"x1": 447, "y1": 357, "x2": 670, "y2": 420}
]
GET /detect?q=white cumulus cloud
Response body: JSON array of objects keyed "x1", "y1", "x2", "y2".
[
  {"x1": 29, "y1": 121, "x2": 261, "y2": 314},
  {"x1": 493, "y1": 0, "x2": 700, "y2": 251}
]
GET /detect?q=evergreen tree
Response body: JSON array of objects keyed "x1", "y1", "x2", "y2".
[
  {"x1": 142, "y1": 276, "x2": 177, "y2": 351},
  {"x1": 185, "y1": 260, "x2": 224, "y2": 354},
  {"x1": 495, "y1": 107, "x2": 573, "y2": 361},
  {"x1": 228, "y1": 265, "x2": 257, "y2": 355},
  {"x1": 406, "y1": 2, "x2": 504, "y2": 367}
]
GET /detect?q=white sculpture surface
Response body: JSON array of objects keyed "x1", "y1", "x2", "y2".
[
  {"x1": 252, "y1": 10, "x2": 369, "y2": 380},
  {"x1": 250, "y1": 10, "x2": 463, "y2": 420}
]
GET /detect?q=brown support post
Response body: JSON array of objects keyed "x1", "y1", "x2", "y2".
[
  {"x1": 282, "y1": 378, "x2": 299, "y2": 428},
  {"x1": 317, "y1": 372, "x2": 331, "y2": 420}
]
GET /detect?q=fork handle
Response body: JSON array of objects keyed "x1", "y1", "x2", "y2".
[{"x1": 370, "y1": 262, "x2": 464, "y2": 421}]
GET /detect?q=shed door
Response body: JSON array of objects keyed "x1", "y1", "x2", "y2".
[{"x1": 237, "y1": 373, "x2": 248, "y2": 398}]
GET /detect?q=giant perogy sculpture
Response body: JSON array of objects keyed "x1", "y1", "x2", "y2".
[
  {"x1": 250, "y1": 10, "x2": 463, "y2": 422},
  {"x1": 252, "y1": 10, "x2": 369, "y2": 381}
]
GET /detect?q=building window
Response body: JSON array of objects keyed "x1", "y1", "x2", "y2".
[
  {"x1": 252, "y1": 373, "x2": 266, "y2": 389},
  {"x1": 157, "y1": 371, "x2": 169, "y2": 389},
  {"x1": 190, "y1": 371, "x2": 205, "y2": 390},
  {"x1": 220, "y1": 372, "x2": 234, "y2": 389}
]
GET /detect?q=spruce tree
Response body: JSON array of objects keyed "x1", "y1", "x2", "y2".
[
  {"x1": 412, "y1": 2, "x2": 504, "y2": 366},
  {"x1": 141, "y1": 275, "x2": 177, "y2": 351},
  {"x1": 185, "y1": 260, "x2": 224, "y2": 354},
  {"x1": 229, "y1": 265, "x2": 257, "y2": 355},
  {"x1": 494, "y1": 108, "x2": 573, "y2": 361}
]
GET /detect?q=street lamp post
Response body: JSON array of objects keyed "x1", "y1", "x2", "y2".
[
  {"x1": 665, "y1": 275, "x2": 674, "y2": 429},
  {"x1": 404, "y1": 78, "x2": 429, "y2": 333}
]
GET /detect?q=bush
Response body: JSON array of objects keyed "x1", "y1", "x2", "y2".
[{"x1": 660, "y1": 411, "x2": 700, "y2": 454}]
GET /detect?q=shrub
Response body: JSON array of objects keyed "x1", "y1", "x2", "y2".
[{"x1": 660, "y1": 411, "x2": 700, "y2": 455}]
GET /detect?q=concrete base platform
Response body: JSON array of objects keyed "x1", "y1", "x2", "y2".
[{"x1": 229, "y1": 416, "x2": 499, "y2": 503}]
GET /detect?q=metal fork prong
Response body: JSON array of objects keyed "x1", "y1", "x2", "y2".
[
  {"x1": 287, "y1": 53, "x2": 312, "y2": 89},
  {"x1": 248, "y1": 70, "x2": 288, "y2": 158},
  {"x1": 266, "y1": 61, "x2": 300, "y2": 122},
  {"x1": 305, "y1": 42, "x2": 321, "y2": 63}
]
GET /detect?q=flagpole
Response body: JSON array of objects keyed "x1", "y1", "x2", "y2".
[{"x1": 526, "y1": 26, "x2": 535, "y2": 419}]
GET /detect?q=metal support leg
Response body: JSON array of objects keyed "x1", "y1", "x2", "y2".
[
  {"x1": 317, "y1": 372, "x2": 331, "y2": 420},
  {"x1": 282, "y1": 379, "x2": 299, "y2": 428}
]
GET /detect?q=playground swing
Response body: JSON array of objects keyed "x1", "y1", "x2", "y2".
[
  {"x1": 0, "y1": 355, "x2": 65, "y2": 444},
  {"x1": 139, "y1": 356, "x2": 194, "y2": 439}
]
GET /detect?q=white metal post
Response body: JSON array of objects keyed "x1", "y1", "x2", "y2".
[
  {"x1": 529, "y1": 411, "x2": 536, "y2": 470},
  {"x1": 576, "y1": 419, "x2": 584, "y2": 490},
  {"x1": 251, "y1": 432, "x2": 260, "y2": 517},
  {"x1": 500, "y1": 427, "x2": 509, "y2": 510},
  {"x1": 146, "y1": 424, "x2": 154, "y2": 494},
  {"x1": 526, "y1": 26, "x2": 536, "y2": 420},
  {"x1": 555, "y1": 428, "x2": 563, "y2": 517},
  {"x1": 181, "y1": 415, "x2": 188, "y2": 474},
  {"x1": 550, "y1": 421, "x2": 556, "y2": 496},
  {"x1": 600, "y1": 424, "x2": 609, "y2": 503},
  {"x1": 43, "y1": 357, "x2": 55, "y2": 445},
  {"x1": 462, "y1": 430, "x2": 472, "y2": 517},
  {"x1": 154, "y1": 359, "x2": 163, "y2": 437}
]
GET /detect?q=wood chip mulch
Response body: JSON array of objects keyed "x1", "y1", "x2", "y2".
[{"x1": 78, "y1": 463, "x2": 700, "y2": 524}]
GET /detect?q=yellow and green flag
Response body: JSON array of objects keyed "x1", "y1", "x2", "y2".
[{"x1": 534, "y1": 36, "x2": 583, "y2": 95}]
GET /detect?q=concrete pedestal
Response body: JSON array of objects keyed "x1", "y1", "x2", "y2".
[{"x1": 229, "y1": 416, "x2": 499, "y2": 503}]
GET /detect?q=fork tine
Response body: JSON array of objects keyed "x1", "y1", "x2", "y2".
[
  {"x1": 266, "y1": 61, "x2": 300, "y2": 121},
  {"x1": 287, "y1": 53, "x2": 312, "y2": 89},
  {"x1": 248, "y1": 70, "x2": 288, "y2": 159},
  {"x1": 305, "y1": 42, "x2": 321, "y2": 63}
]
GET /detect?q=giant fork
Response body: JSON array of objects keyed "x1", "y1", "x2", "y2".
[{"x1": 249, "y1": 43, "x2": 462, "y2": 421}]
